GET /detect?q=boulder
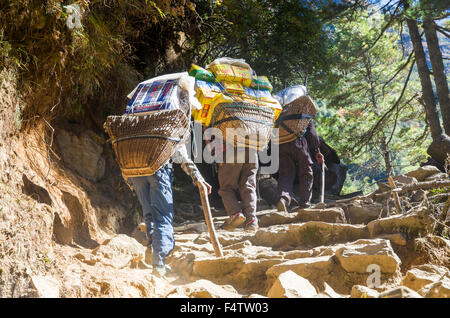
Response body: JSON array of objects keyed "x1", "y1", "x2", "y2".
[
  {"x1": 345, "y1": 202, "x2": 383, "y2": 224},
  {"x1": 90, "y1": 234, "x2": 145, "y2": 269},
  {"x1": 367, "y1": 208, "x2": 434, "y2": 237},
  {"x1": 335, "y1": 239, "x2": 401, "y2": 274},
  {"x1": 266, "y1": 256, "x2": 333, "y2": 282},
  {"x1": 406, "y1": 165, "x2": 441, "y2": 182},
  {"x1": 393, "y1": 174, "x2": 418, "y2": 185},
  {"x1": 350, "y1": 285, "x2": 379, "y2": 298},
  {"x1": 31, "y1": 276, "x2": 60, "y2": 298},
  {"x1": 402, "y1": 265, "x2": 450, "y2": 292},
  {"x1": 294, "y1": 207, "x2": 346, "y2": 224},
  {"x1": 267, "y1": 270, "x2": 317, "y2": 298},
  {"x1": 378, "y1": 286, "x2": 422, "y2": 298},
  {"x1": 259, "y1": 212, "x2": 296, "y2": 227}
]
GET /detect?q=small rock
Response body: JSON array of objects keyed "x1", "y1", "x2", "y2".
[
  {"x1": 350, "y1": 285, "x2": 379, "y2": 298},
  {"x1": 267, "y1": 270, "x2": 317, "y2": 298},
  {"x1": 419, "y1": 279, "x2": 450, "y2": 298},
  {"x1": 31, "y1": 276, "x2": 60, "y2": 298},
  {"x1": 378, "y1": 286, "x2": 422, "y2": 298},
  {"x1": 335, "y1": 239, "x2": 401, "y2": 274},
  {"x1": 402, "y1": 265, "x2": 449, "y2": 292},
  {"x1": 323, "y1": 282, "x2": 343, "y2": 298},
  {"x1": 406, "y1": 165, "x2": 441, "y2": 182}
]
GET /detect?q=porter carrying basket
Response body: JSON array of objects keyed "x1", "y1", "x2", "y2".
[
  {"x1": 104, "y1": 109, "x2": 190, "y2": 178},
  {"x1": 272, "y1": 95, "x2": 318, "y2": 145},
  {"x1": 210, "y1": 102, "x2": 275, "y2": 151}
]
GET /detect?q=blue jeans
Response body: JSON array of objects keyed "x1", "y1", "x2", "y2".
[{"x1": 129, "y1": 165, "x2": 174, "y2": 267}]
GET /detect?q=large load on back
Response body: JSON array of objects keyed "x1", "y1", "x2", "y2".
[
  {"x1": 272, "y1": 85, "x2": 318, "y2": 145},
  {"x1": 189, "y1": 58, "x2": 281, "y2": 151},
  {"x1": 104, "y1": 73, "x2": 198, "y2": 178}
]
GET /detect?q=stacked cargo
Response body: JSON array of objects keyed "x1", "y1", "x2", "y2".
[{"x1": 189, "y1": 58, "x2": 282, "y2": 127}]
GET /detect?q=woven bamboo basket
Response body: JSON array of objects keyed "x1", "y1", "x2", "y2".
[
  {"x1": 272, "y1": 95, "x2": 318, "y2": 145},
  {"x1": 210, "y1": 102, "x2": 275, "y2": 151},
  {"x1": 104, "y1": 109, "x2": 190, "y2": 178}
]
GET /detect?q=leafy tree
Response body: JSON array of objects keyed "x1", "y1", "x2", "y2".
[{"x1": 310, "y1": 9, "x2": 428, "y2": 192}]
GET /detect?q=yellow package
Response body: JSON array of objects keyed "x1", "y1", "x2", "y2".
[
  {"x1": 209, "y1": 63, "x2": 235, "y2": 82},
  {"x1": 231, "y1": 65, "x2": 252, "y2": 87},
  {"x1": 199, "y1": 93, "x2": 234, "y2": 126},
  {"x1": 221, "y1": 81, "x2": 245, "y2": 95}
]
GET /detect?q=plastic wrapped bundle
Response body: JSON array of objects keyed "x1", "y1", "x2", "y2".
[
  {"x1": 272, "y1": 95, "x2": 317, "y2": 145},
  {"x1": 126, "y1": 72, "x2": 200, "y2": 117},
  {"x1": 274, "y1": 84, "x2": 307, "y2": 106}
]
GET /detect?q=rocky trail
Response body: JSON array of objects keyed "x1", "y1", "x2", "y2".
[
  {"x1": 1, "y1": 125, "x2": 448, "y2": 298},
  {"x1": 0, "y1": 76, "x2": 449, "y2": 298}
]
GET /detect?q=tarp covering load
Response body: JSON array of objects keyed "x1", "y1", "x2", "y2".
[
  {"x1": 189, "y1": 58, "x2": 280, "y2": 150},
  {"x1": 272, "y1": 85, "x2": 318, "y2": 145},
  {"x1": 104, "y1": 73, "x2": 195, "y2": 177}
]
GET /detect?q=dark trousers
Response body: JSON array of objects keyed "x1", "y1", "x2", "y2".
[
  {"x1": 278, "y1": 140, "x2": 314, "y2": 206},
  {"x1": 218, "y1": 161, "x2": 258, "y2": 219}
]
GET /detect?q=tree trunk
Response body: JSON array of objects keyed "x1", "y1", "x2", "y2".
[
  {"x1": 405, "y1": 16, "x2": 450, "y2": 165},
  {"x1": 423, "y1": 19, "x2": 450, "y2": 135}
]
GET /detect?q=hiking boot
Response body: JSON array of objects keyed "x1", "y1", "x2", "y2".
[
  {"x1": 277, "y1": 198, "x2": 288, "y2": 212},
  {"x1": 152, "y1": 264, "x2": 172, "y2": 277},
  {"x1": 245, "y1": 217, "x2": 259, "y2": 232},
  {"x1": 222, "y1": 211, "x2": 246, "y2": 231}
]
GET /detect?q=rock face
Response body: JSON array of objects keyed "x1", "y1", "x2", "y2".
[
  {"x1": 335, "y1": 239, "x2": 401, "y2": 274},
  {"x1": 267, "y1": 270, "x2": 317, "y2": 298},
  {"x1": 56, "y1": 128, "x2": 105, "y2": 182}
]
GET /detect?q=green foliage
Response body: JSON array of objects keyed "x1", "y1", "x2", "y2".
[{"x1": 310, "y1": 9, "x2": 432, "y2": 193}]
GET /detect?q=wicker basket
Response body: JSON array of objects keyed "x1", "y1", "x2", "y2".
[
  {"x1": 104, "y1": 109, "x2": 190, "y2": 178},
  {"x1": 210, "y1": 102, "x2": 275, "y2": 151},
  {"x1": 272, "y1": 95, "x2": 318, "y2": 145}
]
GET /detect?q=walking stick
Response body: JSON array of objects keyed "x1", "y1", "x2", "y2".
[
  {"x1": 320, "y1": 162, "x2": 325, "y2": 204},
  {"x1": 197, "y1": 181, "x2": 223, "y2": 257}
]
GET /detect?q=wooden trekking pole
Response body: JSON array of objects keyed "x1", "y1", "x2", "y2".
[
  {"x1": 320, "y1": 162, "x2": 325, "y2": 204},
  {"x1": 197, "y1": 181, "x2": 223, "y2": 257}
]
